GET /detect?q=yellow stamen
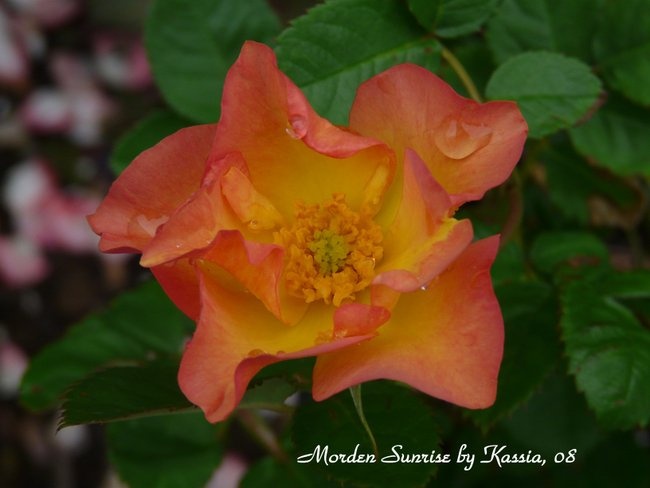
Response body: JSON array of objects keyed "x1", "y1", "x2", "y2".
[{"x1": 276, "y1": 194, "x2": 383, "y2": 307}]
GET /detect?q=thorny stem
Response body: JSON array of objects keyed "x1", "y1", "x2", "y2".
[{"x1": 441, "y1": 46, "x2": 482, "y2": 103}]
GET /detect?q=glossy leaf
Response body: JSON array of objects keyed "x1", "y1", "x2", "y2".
[
  {"x1": 434, "y1": 0, "x2": 500, "y2": 38},
  {"x1": 529, "y1": 231, "x2": 609, "y2": 275},
  {"x1": 238, "y1": 378, "x2": 295, "y2": 411},
  {"x1": 60, "y1": 359, "x2": 194, "y2": 428},
  {"x1": 21, "y1": 281, "x2": 192, "y2": 410},
  {"x1": 561, "y1": 269, "x2": 650, "y2": 429},
  {"x1": 407, "y1": 0, "x2": 441, "y2": 31},
  {"x1": 486, "y1": 51, "x2": 602, "y2": 138},
  {"x1": 542, "y1": 142, "x2": 644, "y2": 226},
  {"x1": 594, "y1": 0, "x2": 650, "y2": 105},
  {"x1": 500, "y1": 368, "x2": 604, "y2": 458},
  {"x1": 487, "y1": 0, "x2": 603, "y2": 64},
  {"x1": 275, "y1": 0, "x2": 441, "y2": 125},
  {"x1": 145, "y1": 0, "x2": 281, "y2": 122},
  {"x1": 292, "y1": 382, "x2": 443, "y2": 487},
  {"x1": 241, "y1": 457, "x2": 335, "y2": 488},
  {"x1": 107, "y1": 412, "x2": 223, "y2": 488},
  {"x1": 570, "y1": 95, "x2": 650, "y2": 177}
]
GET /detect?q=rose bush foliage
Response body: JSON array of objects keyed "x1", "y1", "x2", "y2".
[{"x1": 89, "y1": 41, "x2": 527, "y2": 422}]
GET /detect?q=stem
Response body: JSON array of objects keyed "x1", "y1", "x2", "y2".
[
  {"x1": 441, "y1": 46, "x2": 482, "y2": 103},
  {"x1": 237, "y1": 410, "x2": 289, "y2": 463},
  {"x1": 500, "y1": 169, "x2": 524, "y2": 248},
  {"x1": 349, "y1": 385, "x2": 379, "y2": 457},
  {"x1": 626, "y1": 228, "x2": 644, "y2": 268}
]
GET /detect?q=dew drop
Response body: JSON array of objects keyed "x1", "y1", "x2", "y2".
[
  {"x1": 286, "y1": 115, "x2": 307, "y2": 139},
  {"x1": 433, "y1": 116, "x2": 493, "y2": 160},
  {"x1": 247, "y1": 348, "x2": 265, "y2": 357},
  {"x1": 136, "y1": 214, "x2": 168, "y2": 236}
]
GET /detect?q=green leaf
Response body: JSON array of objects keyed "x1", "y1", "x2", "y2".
[
  {"x1": 486, "y1": 51, "x2": 602, "y2": 138},
  {"x1": 439, "y1": 38, "x2": 496, "y2": 98},
  {"x1": 487, "y1": 0, "x2": 604, "y2": 64},
  {"x1": 466, "y1": 281, "x2": 561, "y2": 429},
  {"x1": 110, "y1": 110, "x2": 191, "y2": 176},
  {"x1": 275, "y1": 0, "x2": 441, "y2": 125},
  {"x1": 238, "y1": 378, "x2": 295, "y2": 411},
  {"x1": 60, "y1": 359, "x2": 194, "y2": 428},
  {"x1": 594, "y1": 0, "x2": 650, "y2": 105},
  {"x1": 529, "y1": 231, "x2": 609, "y2": 275},
  {"x1": 292, "y1": 382, "x2": 443, "y2": 487},
  {"x1": 570, "y1": 94, "x2": 650, "y2": 177},
  {"x1": 145, "y1": 0, "x2": 281, "y2": 122},
  {"x1": 542, "y1": 141, "x2": 643, "y2": 226},
  {"x1": 407, "y1": 0, "x2": 442, "y2": 31},
  {"x1": 241, "y1": 457, "x2": 336, "y2": 488},
  {"x1": 21, "y1": 281, "x2": 193, "y2": 411},
  {"x1": 500, "y1": 368, "x2": 603, "y2": 458},
  {"x1": 561, "y1": 269, "x2": 650, "y2": 429},
  {"x1": 574, "y1": 432, "x2": 650, "y2": 487},
  {"x1": 491, "y1": 241, "x2": 528, "y2": 286},
  {"x1": 434, "y1": 0, "x2": 500, "y2": 38},
  {"x1": 107, "y1": 412, "x2": 223, "y2": 488}
]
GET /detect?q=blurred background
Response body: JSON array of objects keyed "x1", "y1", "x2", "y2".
[
  {"x1": 0, "y1": 1, "x2": 320, "y2": 486},
  {"x1": 3, "y1": 0, "x2": 650, "y2": 487},
  {"x1": 0, "y1": 1, "x2": 158, "y2": 486}
]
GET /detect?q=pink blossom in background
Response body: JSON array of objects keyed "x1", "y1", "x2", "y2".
[
  {"x1": 0, "y1": 235, "x2": 48, "y2": 287},
  {"x1": 0, "y1": 159, "x2": 124, "y2": 287},
  {"x1": 0, "y1": 6, "x2": 29, "y2": 86},
  {"x1": 20, "y1": 88, "x2": 73, "y2": 133},
  {"x1": 5, "y1": 0, "x2": 80, "y2": 28},
  {"x1": 0, "y1": 334, "x2": 28, "y2": 397},
  {"x1": 94, "y1": 34, "x2": 153, "y2": 91},
  {"x1": 4, "y1": 159, "x2": 101, "y2": 253}
]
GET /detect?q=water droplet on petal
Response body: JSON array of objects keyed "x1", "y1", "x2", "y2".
[
  {"x1": 433, "y1": 116, "x2": 493, "y2": 160},
  {"x1": 286, "y1": 115, "x2": 307, "y2": 139},
  {"x1": 420, "y1": 285, "x2": 427, "y2": 291},
  {"x1": 136, "y1": 214, "x2": 168, "y2": 236},
  {"x1": 247, "y1": 348, "x2": 265, "y2": 357}
]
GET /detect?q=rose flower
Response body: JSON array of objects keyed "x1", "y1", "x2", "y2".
[{"x1": 89, "y1": 42, "x2": 527, "y2": 422}]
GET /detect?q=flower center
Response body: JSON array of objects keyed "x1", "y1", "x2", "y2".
[
  {"x1": 308, "y1": 229, "x2": 350, "y2": 275},
  {"x1": 276, "y1": 194, "x2": 383, "y2": 306}
]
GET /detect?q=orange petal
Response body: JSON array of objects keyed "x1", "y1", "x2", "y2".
[
  {"x1": 201, "y1": 230, "x2": 307, "y2": 325},
  {"x1": 151, "y1": 258, "x2": 200, "y2": 320},
  {"x1": 349, "y1": 64, "x2": 527, "y2": 205},
  {"x1": 313, "y1": 236, "x2": 504, "y2": 409},
  {"x1": 88, "y1": 124, "x2": 215, "y2": 252},
  {"x1": 178, "y1": 266, "x2": 374, "y2": 422},
  {"x1": 333, "y1": 303, "x2": 390, "y2": 339},
  {"x1": 210, "y1": 41, "x2": 395, "y2": 216},
  {"x1": 373, "y1": 150, "x2": 473, "y2": 291},
  {"x1": 221, "y1": 166, "x2": 284, "y2": 232},
  {"x1": 140, "y1": 153, "x2": 244, "y2": 267}
]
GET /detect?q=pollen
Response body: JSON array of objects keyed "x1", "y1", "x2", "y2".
[{"x1": 276, "y1": 194, "x2": 383, "y2": 307}]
